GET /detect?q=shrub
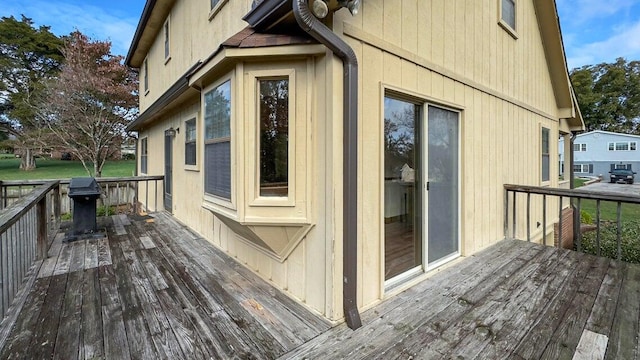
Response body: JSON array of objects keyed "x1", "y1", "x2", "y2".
[
  {"x1": 122, "y1": 153, "x2": 135, "y2": 160},
  {"x1": 580, "y1": 210, "x2": 593, "y2": 225},
  {"x1": 580, "y1": 220, "x2": 640, "y2": 263}
]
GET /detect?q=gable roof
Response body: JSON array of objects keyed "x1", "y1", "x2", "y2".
[{"x1": 574, "y1": 130, "x2": 640, "y2": 140}]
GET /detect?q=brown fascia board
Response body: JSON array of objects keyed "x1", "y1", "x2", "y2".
[
  {"x1": 533, "y1": 0, "x2": 574, "y2": 110},
  {"x1": 125, "y1": 0, "x2": 157, "y2": 67},
  {"x1": 126, "y1": 61, "x2": 202, "y2": 132}
]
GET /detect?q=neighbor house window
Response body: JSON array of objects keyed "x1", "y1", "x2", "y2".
[
  {"x1": 140, "y1": 137, "x2": 148, "y2": 174},
  {"x1": 185, "y1": 118, "x2": 196, "y2": 166},
  {"x1": 573, "y1": 164, "x2": 592, "y2": 173},
  {"x1": 541, "y1": 127, "x2": 550, "y2": 182},
  {"x1": 163, "y1": 18, "x2": 170, "y2": 61},
  {"x1": 211, "y1": 0, "x2": 220, "y2": 8},
  {"x1": 613, "y1": 163, "x2": 632, "y2": 170},
  {"x1": 143, "y1": 58, "x2": 149, "y2": 94},
  {"x1": 259, "y1": 78, "x2": 289, "y2": 197},
  {"x1": 573, "y1": 143, "x2": 586, "y2": 152},
  {"x1": 204, "y1": 80, "x2": 231, "y2": 200},
  {"x1": 608, "y1": 141, "x2": 636, "y2": 151}
]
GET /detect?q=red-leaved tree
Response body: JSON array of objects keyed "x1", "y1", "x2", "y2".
[{"x1": 40, "y1": 31, "x2": 138, "y2": 177}]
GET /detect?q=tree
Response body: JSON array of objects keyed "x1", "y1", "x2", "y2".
[
  {"x1": 0, "y1": 15, "x2": 63, "y2": 169},
  {"x1": 39, "y1": 31, "x2": 138, "y2": 177},
  {"x1": 571, "y1": 58, "x2": 640, "y2": 134}
]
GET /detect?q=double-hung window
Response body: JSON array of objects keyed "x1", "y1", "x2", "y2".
[
  {"x1": 573, "y1": 143, "x2": 586, "y2": 152},
  {"x1": 204, "y1": 80, "x2": 231, "y2": 200},
  {"x1": 185, "y1": 118, "x2": 196, "y2": 166},
  {"x1": 541, "y1": 127, "x2": 550, "y2": 182}
]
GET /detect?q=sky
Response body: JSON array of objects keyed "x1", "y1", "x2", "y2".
[{"x1": 1, "y1": 0, "x2": 640, "y2": 70}]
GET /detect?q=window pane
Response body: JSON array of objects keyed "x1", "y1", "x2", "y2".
[
  {"x1": 581, "y1": 144, "x2": 587, "y2": 151},
  {"x1": 211, "y1": 0, "x2": 220, "y2": 9},
  {"x1": 141, "y1": 138, "x2": 148, "y2": 173},
  {"x1": 502, "y1": 0, "x2": 515, "y2": 29},
  {"x1": 541, "y1": 128, "x2": 549, "y2": 181},
  {"x1": 205, "y1": 142, "x2": 231, "y2": 198},
  {"x1": 204, "y1": 80, "x2": 231, "y2": 200},
  {"x1": 632, "y1": 142, "x2": 637, "y2": 151},
  {"x1": 573, "y1": 144, "x2": 579, "y2": 151},
  {"x1": 609, "y1": 143, "x2": 614, "y2": 151},
  {"x1": 185, "y1": 119, "x2": 196, "y2": 142},
  {"x1": 259, "y1": 79, "x2": 289, "y2": 197},
  {"x1": 616, "y1": 142, "x2": 628, "y2": 151},
  {"x1": 185, "y1": 143, "x2": 196, "y2": 166},
  {"x1": 204, "y1": 81, "x2": 231, "y2": 140}
]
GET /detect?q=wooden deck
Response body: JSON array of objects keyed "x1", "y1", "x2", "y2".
[
  {"x1": 1, "y1": 212, "x2": 639, "y2": 359},
  {"x1": 0, "y1": 212, "x2": 330, "y2": 359}
]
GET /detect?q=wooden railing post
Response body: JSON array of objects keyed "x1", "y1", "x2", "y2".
[{"x1": 36, "y1": 197, "x2": 47, "y2": 260}]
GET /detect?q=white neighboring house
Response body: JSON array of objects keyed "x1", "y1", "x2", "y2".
[{"x1": 559, "y1": 130, "x2": 640, "y2": 178}]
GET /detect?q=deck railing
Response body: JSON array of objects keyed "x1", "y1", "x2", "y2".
[
  {"x1": 0, "y1": 181, "x2": 60, "y2": 320},
  {"x1": 504, "y1": 184, "x2": 640, "y2": 261},
  {"x1": 1, "y1": 175, "x2": 165, "y2": 214},
  {"x1": 0, "y1": 175, "x2": 164, "y2": 329}
]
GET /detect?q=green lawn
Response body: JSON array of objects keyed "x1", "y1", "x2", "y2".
[
  {"x1": 571, "y1": 177, "x2": 640, "y2": 222},
  {"x1": 0, "y1": 158, "x2": 135, "y2": 180}
]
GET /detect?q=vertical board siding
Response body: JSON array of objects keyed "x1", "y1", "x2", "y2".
[
  {"x1": 135, "y1": 0, "x2": 571, "y2": 322},
  {"x1": 341, "y1": 0, "x2": 566, "y2": 309}
]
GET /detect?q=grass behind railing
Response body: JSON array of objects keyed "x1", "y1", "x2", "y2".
[{"x1": 0, "y1": 158, "x2": 135, "y2": 180}]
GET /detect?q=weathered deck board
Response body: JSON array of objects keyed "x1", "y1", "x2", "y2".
[{"x1": 3, "y1": 213, "x2": 640, "y2": 360}]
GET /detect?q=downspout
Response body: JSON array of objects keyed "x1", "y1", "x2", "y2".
[{"x1": 292, "y1": 0, "x2": 362, "y2": 329}]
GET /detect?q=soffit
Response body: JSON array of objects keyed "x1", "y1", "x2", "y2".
[{"x1": 126, "y1": 0, "x2": 176, "y2": 68}]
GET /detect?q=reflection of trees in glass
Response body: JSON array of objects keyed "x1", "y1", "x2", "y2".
[
  {"x1": 428, "y1": 106, "x2": 457, "y2": 182},
  {"x1": 204, "y1": 80, "x2": 230, "y2": 140},
  {"x1": 259, "y1": 79, "x2": 288, "y2": 196},
  {"x1": 384, "y1": 98, "x2": 416, "y2": 179}
]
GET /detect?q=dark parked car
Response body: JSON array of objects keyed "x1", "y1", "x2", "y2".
[{"x1": 609, "y1": 169, "x2": 636, "y2": 184}]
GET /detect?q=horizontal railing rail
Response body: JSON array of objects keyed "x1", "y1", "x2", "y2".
[
  {"x1": 0, "y1": 181, "x2": 60, "y2": 320},
  {"x1": 1, "y1": 175, "x2": 165, "y2": 215},
  {"x1": 504, "y1": 183, "x2": 640, "y2": 262}
]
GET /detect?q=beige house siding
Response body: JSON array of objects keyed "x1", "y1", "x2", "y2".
[
  {"x1": 139, "y1": 0, "x2": 252, "y2": 111},
  {"x1": 335, "y1": 0, "x2": 566, "y2": 308},
  {"x1": 131, "y1": 0, "x2": 579, "y2": 322}
]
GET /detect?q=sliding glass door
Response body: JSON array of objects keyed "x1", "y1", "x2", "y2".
[{"x1": 384, "y1": 96, "x2": 459, "y2": 283}]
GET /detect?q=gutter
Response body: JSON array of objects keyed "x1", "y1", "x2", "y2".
[{"x1": 292, "y1": 0, "x2": 362, "y2": 329}]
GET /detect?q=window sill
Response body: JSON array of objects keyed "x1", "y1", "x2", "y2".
[
  {"x1": 184, "y1": 164, "x2": 199, "y2": 172},
  {"x1": 208, "y1": 0, "x2": 229, "y2": 21},
  {"x1": 164, "y1": 56, "x2": 171, "y2": 65},
  {"x1": 498, "y1": 20, "x2": 518, "y2": 39},
  {"x1": 144, "y1": 89, "x2": 150, "y2": 96}
]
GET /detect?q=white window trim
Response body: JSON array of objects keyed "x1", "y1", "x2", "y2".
[
  {"x1": 498, "y1": 0, "x2": 518, "y2": 39},
  {"x1": 573, "y1": 164, "x2": 591, "y2": 173},
  {"x1": 608, "y1": 141, "x2": 637, "y2": 151},
  {"x1": 202, "y1": 73, "x2": 236, "y2": 213},
  {"x1": 184, "y1": 114, "x2": 199, "y2": 171},
  {"x1": 208, "y1": 0, "x2": 229, "y2": 21},
  {"x1": 247, "y1": 68, "x2": 297, "y2": 208},
  {"x1": 573, "y1": 143, "x2": 587, "y2": 152}
]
